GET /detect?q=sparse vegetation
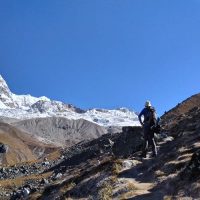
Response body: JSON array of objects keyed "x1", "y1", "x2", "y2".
[
  {"x1": 126, "y1": 182, "x2": 138, "y2": 191},
  {"x1": 163, "y1": 196, "x2": 173, "y2": 200},
  {"x1": 112, "y1": 159, "x2": 123, "y2": 175},
  {"x1": 60, "y1": 182, "x2": 76, "y2": 194},
  {"x1": 98, "y1": 182, "x2": 113, "y2": 200}
]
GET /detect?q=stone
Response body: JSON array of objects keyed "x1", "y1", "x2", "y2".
[
  {"x1": 55, "y1": 173, "x2": 63, "y2": 179},
  {"x1": 42, "y1": 161, "x2": 50, "y2": 166},
  {"x1": 0, "y1": 143, "x2": 8, "y2": 153},
  {"x1": 41, "y1": 178, "x2": 49, "y2": 185},
  {"x1": 122, "y1": 160, "x2": 133, "y2": 169}
]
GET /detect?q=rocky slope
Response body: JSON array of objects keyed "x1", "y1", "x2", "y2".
[
  {"x1": 31, "y1": 93, "x2": 200, "y2": 200},
  {"x1": 0, "y1": 126, "x2": 144, "y2": 199},
  {"x1": 161, "y1": 93, "x2": 200, "y2": 130},
  {"x1": 12, "y1": 117, "x2": 108, "y2": 147},
  {"x1": 0, "y1": 92, "x2": 197, "y2": 200}
]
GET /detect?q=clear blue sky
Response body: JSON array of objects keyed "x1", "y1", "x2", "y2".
[{"x1": 0, "y1": 0, "x2": 200, "y2": 115}]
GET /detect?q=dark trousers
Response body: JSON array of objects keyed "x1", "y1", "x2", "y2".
[{"x1": 142, "y1": 125, "x2": 157, "y2": 156}]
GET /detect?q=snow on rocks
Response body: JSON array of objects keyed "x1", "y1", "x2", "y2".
[{"x1": 0, "y1": 75, "x2": 140, "y2": 127}]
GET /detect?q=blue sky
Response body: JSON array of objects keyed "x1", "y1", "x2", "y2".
[{"x1": 0, "y1": 0, "x2": 200, "y2": 115}]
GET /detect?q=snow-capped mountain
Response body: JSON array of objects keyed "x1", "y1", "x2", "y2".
[
  {"x1": 0, "y1": 75, "x2": 140, "y2": 126},
  {"x1": 0, "y1": 75, "x2": 50, "y2": 109}
]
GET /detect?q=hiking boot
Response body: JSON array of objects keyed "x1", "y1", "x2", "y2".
[
  {"x1": 152, "y1": 153, "x2": 157, "y2": 157},
  {"x1": 140, "y1": 152, "x2": 146, "y2": 158}
]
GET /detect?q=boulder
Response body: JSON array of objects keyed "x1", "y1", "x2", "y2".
[{"x1": 0, "y1": 143, "x2": 8, "y2": 153}]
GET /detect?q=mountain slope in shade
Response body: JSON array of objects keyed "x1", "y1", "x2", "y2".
[{"x1": 0, "y1": 75, "x2": 140, "y2": 127}]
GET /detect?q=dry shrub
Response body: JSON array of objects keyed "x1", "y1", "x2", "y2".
[
  {"x1": 163, "y1": 196, "x2": 173, "y2": 200},
  {"x1": 112, "y1": 160, "x2": 123, "y2": 175},
  {"x1": 98, "y1": 182, "x2": 113, "y2": 200},
  {"x1": 60, "y1": 182, "x2": 76, "y2": 194},
  {"x1": 126, "y1": 182, "x2": 138, "y2": 191}
]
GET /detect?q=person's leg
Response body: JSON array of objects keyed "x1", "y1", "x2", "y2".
[
  {"x1": 141, "y1": 138, "x2": 148, "y2": 157},
  {"x1": 149, "y1": 132, "x2": 157, "y2": 157},
  {"x1": 151, "y1": 138, "x2": 157, "y2": 156},
  {"x1": 141, "y1": 125, "x2": 149, "y2": 157}
]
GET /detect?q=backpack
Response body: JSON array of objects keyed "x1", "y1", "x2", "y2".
[
  {"x1": 147, "y1": 107, "x2": 157, "y2": 126},
  {"x1": 147, "y1": 107, "x2": 161, "y2": 134},
  {"x1": 151, "y1": 117, "x2": 161, "y2": 134}
]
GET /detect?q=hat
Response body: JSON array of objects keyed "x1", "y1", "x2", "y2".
[{"x1": 145, "y1": 100, "x2": 151, "y2": 107}]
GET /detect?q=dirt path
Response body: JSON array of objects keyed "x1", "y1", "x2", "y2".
[{"x1": 113, "y1": 138, "x2": 175, "y2": 200}]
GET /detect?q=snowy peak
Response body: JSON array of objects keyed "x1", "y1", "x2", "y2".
[
  {"x1": 0, "y1": 75, "x2": 12, "y2": 97},
  {"x1": 0, "y1": 75, "x2": 8, "y2": 87},
  {"x1": 0, "y1": 75, "x2": 14, "y2": 108},
  {"x1": 30, "y1": 100, "x2": 70, "y2": 113},
  {"x1": 0, "y1": 75, "x2": 140, "y2": 127},
  {"x1": 12, "y1": 94, "x2": 50, "y2": 110},
  {"x1": 0, "y1": 74, "x2": 51, "y2": 110}
]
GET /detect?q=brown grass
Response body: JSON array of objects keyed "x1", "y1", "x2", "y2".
[
  {"x1": 0, "y1": 131, "x2": 37, "y2": 165},
  {"x1": 0, "y1": 123, "x2": 59, "y2": 165},
  {"x1": 46, "y1": 149, "x2": 61, "y2": 160}
]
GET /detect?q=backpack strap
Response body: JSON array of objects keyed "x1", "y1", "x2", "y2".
[{"x1": 149, "y1": 107, "x2": 157, "y2": 126}]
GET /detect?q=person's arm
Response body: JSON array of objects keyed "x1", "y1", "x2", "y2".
[{"x1": 138, "y1": 109, "x2": 144, "y2": 126}]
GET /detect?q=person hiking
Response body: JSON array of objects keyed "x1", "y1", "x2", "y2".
[{"x1": 138, "y1": 100, "x2": 157, "y2": 158}]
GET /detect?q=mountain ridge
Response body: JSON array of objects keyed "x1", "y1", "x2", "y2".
[{"x1": 0, "y1": 75, "x2": 139, "y2": 127}]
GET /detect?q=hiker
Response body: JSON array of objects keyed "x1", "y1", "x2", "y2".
[{"x1": 138, "y1": 100, "x2": 157, "y2": 158}]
